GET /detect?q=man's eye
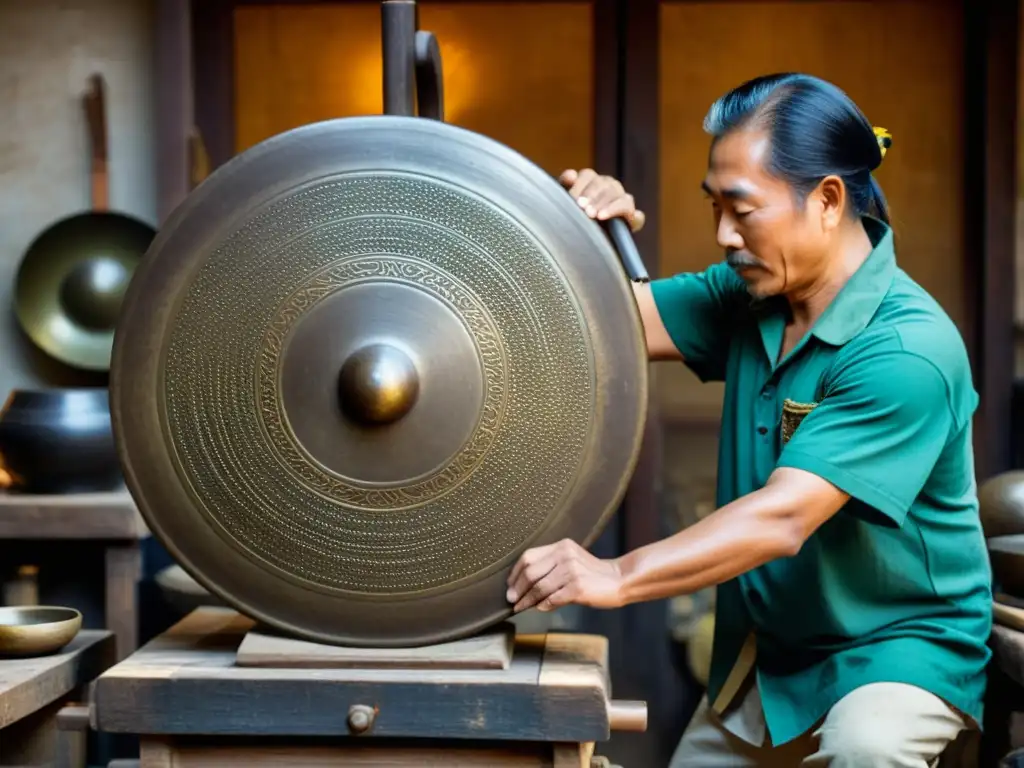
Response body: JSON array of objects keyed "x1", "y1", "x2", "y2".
[{"x1": 735, "y1": 209, "x2": 754, "y2": 218}]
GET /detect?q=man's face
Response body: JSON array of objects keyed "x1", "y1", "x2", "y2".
[{"x1": 702, "y1": 128, "x2": 829, "y2": 300}]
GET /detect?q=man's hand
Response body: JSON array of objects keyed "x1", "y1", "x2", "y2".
[
  {"x1": 506, "y1": 538, "x2": 625, "y2": 613},
  {"x1": 506, "y1": 469, "x2": 851, "y2": 614},
  {"x1": 559, "y1": 169, "x2": 646, "y2": 232}
]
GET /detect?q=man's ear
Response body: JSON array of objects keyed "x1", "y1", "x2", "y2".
[{"x1": 815, "y1": 175, "x2": 846, "y2": 231}]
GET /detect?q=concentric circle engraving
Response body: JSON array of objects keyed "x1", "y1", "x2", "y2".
[
  {"x1": 262, "y1": 256, "x2": 506, "y2": 508},
  {"x1": 161, "y1": 174, "x2": 596, "y2": 595}
]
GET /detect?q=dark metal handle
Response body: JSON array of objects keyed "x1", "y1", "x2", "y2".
[
  {"x1": 382, "y1": 1, "x2": 417, "y2": 117},
  {"x1": 382, "y1": 2, "x2": 443, "y2": 121},
  {"x1": 414, "y1": 31, "x2": 444, "y2": 120},
  {"x1": 604, "y1": 218, "x2": 649, "y2": 283}
]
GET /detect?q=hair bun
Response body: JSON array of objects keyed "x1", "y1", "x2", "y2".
[{"x1": 873, "y1": 126, "x2": 892, "y2": 161}]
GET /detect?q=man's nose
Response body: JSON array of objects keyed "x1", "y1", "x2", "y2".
[{"x1": 716, "y1": 213, "x2": 744, "y2": 252}]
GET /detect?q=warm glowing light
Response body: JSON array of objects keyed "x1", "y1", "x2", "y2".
[{"x1": 233, "y1": 4, "x2": 593, "y2": 175}]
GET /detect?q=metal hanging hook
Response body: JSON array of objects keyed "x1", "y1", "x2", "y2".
[
  {"x1": 381, "y1": 1, "x2": 444, "y2": 120},
  {"x1": 378, "y1": 0, "x2": 646, "y2": 283}
]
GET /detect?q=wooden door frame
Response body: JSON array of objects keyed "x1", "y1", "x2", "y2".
[{"x1": 964, "y1": 0, "x2": 1018, "y2": 479}]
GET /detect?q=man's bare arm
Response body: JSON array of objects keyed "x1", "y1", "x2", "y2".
[
  {"x1": 558, "y1": 168, "x2": 684, "y2": 362},
  {"x1": 613, "y1": 468, "x2": 850, "y2": 604},
  {"x1": 633, "y1": 282, "x2": 684, "y2": 362},
  {"x1": 505, "y1": 468, "x2": 850, "y2": 612}
]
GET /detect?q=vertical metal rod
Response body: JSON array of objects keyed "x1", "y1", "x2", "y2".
[{"x1": 382, "y1": 1, "x2": 417, "y2": 116}]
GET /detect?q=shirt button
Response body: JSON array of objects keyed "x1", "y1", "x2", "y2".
[{"x1": 757, "y1": 425, "x2": 768, "y2": 435}]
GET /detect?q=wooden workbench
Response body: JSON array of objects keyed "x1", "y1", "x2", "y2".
[
  {"x1": 0, "y1": 629, "x2": 116, "y2": 767},
  {"x1": 0, "y1": 490, "x2": 149, "y2": 659},
  {"x1": 92, "y1": 608, "x2": 635, "y2": 767}
]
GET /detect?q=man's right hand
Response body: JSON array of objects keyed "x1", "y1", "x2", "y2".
[
  {"x1": 559, "y1": 169, "x2": 646, "y2": 233},
  {"x1": 559, "y1": 170, "x2": 681, "y2": 362}
]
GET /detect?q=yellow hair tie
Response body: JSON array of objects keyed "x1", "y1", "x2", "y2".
[{"x1": 873, "y1": 126, "x2": 892, "y2": 160}]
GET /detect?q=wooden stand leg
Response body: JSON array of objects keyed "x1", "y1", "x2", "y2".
[
  {"x1": 105, "y1": 544, "x2": 141, "y2": 660},
  {"x1": 140, "y1": 738, "x2": 173, "y2": 768},
  {"x1": 0, "y1": 698, "x2": 63, "y2": 767}
]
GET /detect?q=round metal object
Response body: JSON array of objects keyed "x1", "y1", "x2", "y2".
[
  {"x1": 980, "y1": 471, "x2": 1024, "y2": 539},
  {"x1": 338, "y1": 343, "x2": 420, "y2": 425},
  {"x1": 0, "y1": 606, "x2": 82, "y2": 657},
  {"x1": 0, "y1": 388, "x2": 122, "y2": 494},
  {"x1": 989, "y1": 534, "x2": 1024, "y2": 598},
  {"x1": 347, "y1": 705, "x2": 376, "y2": 734},
  {"x1": 111, "y1": 115, "x2": 647, "y2": 647},
  {"x1": 15, "y1": 212, "x2": 154, "y2": 371}
]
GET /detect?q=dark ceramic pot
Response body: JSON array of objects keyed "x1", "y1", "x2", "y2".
[{"x1": 0, "y1": 388, "x2": 122, "y2": 494}]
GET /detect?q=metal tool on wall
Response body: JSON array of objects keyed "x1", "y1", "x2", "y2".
[
  {"x1": 110, "y1": 0, "x2": 649, "y2": 647},
  {"x1": 13, "y1": 73, "x2": 156, "y2": 372}
]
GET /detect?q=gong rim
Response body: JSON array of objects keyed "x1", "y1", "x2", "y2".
[{"x1": 111, "y1": 115, "x2": 647, "y2": 647}]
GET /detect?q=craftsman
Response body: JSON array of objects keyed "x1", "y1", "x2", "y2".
[{"x1": 505, "y1": 73, "x2": 992, "y2": 766}]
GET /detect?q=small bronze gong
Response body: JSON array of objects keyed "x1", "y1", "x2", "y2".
[{"x1": 111, "y1": 116, "x2": 648, "y2": 647}]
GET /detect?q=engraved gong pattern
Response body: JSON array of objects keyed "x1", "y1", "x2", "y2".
[
  {"x1": 260, "y1": 255, "x2": 505, "y2": 508},
  {"x1": 161, "y1": 173, "x2": 595, "y2": 595}
]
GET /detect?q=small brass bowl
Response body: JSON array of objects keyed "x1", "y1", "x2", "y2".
[{"x1": 0, "y1": 606, "x2": 82, "y2": 657}]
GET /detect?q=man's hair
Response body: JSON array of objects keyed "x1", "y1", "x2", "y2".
[{"x1": 703, "y1": 73, "x2": 890, "y2": 225}]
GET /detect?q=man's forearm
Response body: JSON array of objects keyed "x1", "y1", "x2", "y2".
[{"x1": 612, "y1": 479, "x2": 816, "y2": 605}]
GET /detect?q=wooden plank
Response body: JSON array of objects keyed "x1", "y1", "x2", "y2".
[
  {"x1": 93, "y1": 608, "x2": 611, "y2": 742},
  {"x1": 140, "y1": 736, "x2": 574, "y2": 767},
  {"x1": 538, "y1": 634, "x2": 608, "y2": 693},
  {"x1": 0, "y1": 491, "x2": 148, "y2": 540},
  {"x1": 236, "y1": 623, "x2": 515, "y2": 670},
  {"x1": 0, "y1": 629, "x2": 115, "y2": 729}
]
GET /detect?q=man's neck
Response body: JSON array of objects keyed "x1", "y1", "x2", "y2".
[{"x1": 786, "y1": 222, "x2": 874, "y2": 329}]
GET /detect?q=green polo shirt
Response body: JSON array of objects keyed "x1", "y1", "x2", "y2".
[{"x1": 650, "y1": 217, "x2": 992, "y2": 746}]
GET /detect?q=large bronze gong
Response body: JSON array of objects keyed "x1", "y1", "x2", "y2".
[{"x1": 111, "y1": 116, "x2": 647, "y2": 647}]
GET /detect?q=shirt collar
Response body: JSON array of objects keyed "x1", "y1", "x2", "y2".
[
  {"x1": 809, "y1": 216, "x2": 897, "y2": 346},
  {"x1": 752, "y1": 217, "x2": 896, "y2": 368}
]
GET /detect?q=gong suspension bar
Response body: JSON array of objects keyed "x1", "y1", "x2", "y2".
[
  {"x1": 379, "y1": 1, "x2": 647, "y2": 283},
  {"x1": 381, "y1": 1, "x2": 444, "y2": 120}
]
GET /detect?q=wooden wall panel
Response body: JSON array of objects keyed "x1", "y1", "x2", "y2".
[
  {"x1": 657, "y1": 0, "x2": 965, "y2": 420},
  {"x1": 233, "y1": 2, "x2": 594, "y2": 176}
]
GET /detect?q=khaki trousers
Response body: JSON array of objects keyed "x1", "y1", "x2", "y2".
[{"x1": 670, "y1": 679, "x2": 968, "y2": 767}]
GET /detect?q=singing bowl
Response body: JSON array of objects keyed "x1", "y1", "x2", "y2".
[
  {"x1": 15, "y1": 211, "x2": 155, "y2": 372},
  {"x1": 988, "y1": 534, "x2": 1024, "y2": 598},
  {"x1": 0, "y1": 606, "x2": 82, "y2": 657},
  {"x1": 0, "y1": 388, "x2": 122, "y2": 494},
  {"x1": 111, "y1": 115, "x2": 648, "y2": 647}
]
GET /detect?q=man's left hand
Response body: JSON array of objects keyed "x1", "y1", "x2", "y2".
[{"x1": 505, "y1": 539, "x2": 625, "y2": 613}]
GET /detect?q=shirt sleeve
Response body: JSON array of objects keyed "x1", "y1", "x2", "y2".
[
  {"x1": 775, "y1": 349, "x2": 959, "y2": 527},
  {"x1": 648, "y1": 261, "x2": 748, "y2": 382}
]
